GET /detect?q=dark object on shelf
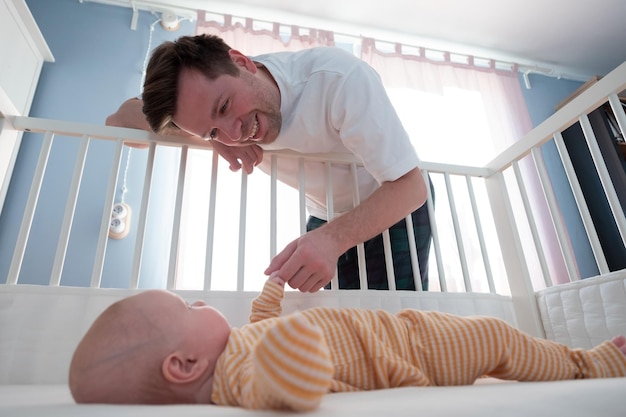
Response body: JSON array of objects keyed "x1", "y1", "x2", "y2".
[{"x1": 558, "y1": 77, "x2": 626, "y2": 272}]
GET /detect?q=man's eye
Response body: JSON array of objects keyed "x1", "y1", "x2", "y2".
[{"x1": 220, "y1": 101, "x2": 228, "y2": 114}]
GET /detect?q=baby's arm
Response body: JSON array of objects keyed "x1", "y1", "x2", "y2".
[
  {"x1": 240, "y1": 314, "x2": 334, "y2": 411},
  {"x1": 249, "y1": 273, "x2": 286, "y2": 323}
]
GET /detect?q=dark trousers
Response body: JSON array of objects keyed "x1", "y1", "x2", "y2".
[{"x1": 307, "y1": 178, "x2": 434, "y2": 291}]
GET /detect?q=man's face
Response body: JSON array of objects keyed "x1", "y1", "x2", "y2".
[{"x1": 173, "y1": 53, "x2": 281, "y2": 147}]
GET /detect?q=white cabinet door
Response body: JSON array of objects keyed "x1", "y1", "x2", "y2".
[{"x1": 0, "y1": 0, "x2": 54, "y2": 212}]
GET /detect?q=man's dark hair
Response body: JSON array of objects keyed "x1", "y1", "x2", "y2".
[{"x1": 142, "y1": 34, "x2": 240, "y2": 134}]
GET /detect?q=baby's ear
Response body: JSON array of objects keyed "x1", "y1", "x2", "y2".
[{"x1": 162, "y1": 352, "x2": 210, "y2": 384}]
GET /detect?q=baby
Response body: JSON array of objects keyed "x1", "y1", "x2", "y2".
[{"x1": 69, "y1": 274, "x2": 626, "y2": 411}]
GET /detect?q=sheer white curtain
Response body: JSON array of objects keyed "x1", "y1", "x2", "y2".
[
  {"x1": 176, "y1": 12, "x2": 564, "y2": 291},
  {"x1": 361, "y1": 39, "x2": 566, "y2": 290},
  {"x1": 360, "y1": 38, "x2": 532, "y2": 163}
]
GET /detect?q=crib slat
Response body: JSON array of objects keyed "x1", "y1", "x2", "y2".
[
  {"x1": 424, "y1": 170, "x2": 447, "y2": 292},
  {"x1": 511, "y1": 160, "x2": 552, "y2": 288},
  {"x1": 553, "y1": 128, "x2": 608, "y2": 275},
  {"x1": 203, "y1": 151, "x2": 219, "y2": 290},
  {"x1": 129, "y1": 142, "x2": 157, "y2": 289},
  {"x1": 324, "y1": 160, "x2": 334, "y2": 222},
  {"x1": 166, "y1": 146, "x2": 188, "y2": 290},
  {"x1": 324, "y1": 161, "x2": 339, "y2": 290},
  {"x1": 348, "y1": 163, "x2": 369, "y2": 290},
  {"x1": 50, "y1": 135, "x2": 90, "y2": 286},
  {"x1": 269, "y1": 155, "x2": 278, "y2": 260},
  {"x1": 608, "y1": 94, "x2": 626, "y2": 141},
  {"x1": 7, "y1": 131, "x2": 54, "y2": 285},
  {"x1": 403, "y1": 213, "x2": 423, "y2": 291},
  {"x1": 580, "y1": 110, "x2": 626, "y2": 249},
  {"x1": 236, "y1": 169, "x2": 248, "y2": 292},
  {"x1": 466, "y1": 175, "x2": 495, "y2": 293},
  {"x1": 298, "y1": 158, "x2": 307, "y2": 236},
  {"x1": 90, "y1": 138, "x2": 125, "y2": 288},
  {"x1": 444, "y1": 173, "x2": 472, "y2": 292},
  {"x1": 381, "y1": 229, "x2": 396, "y2": 291}
]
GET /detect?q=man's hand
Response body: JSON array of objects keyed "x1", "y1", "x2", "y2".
[
  {"x1": 264, "y1": 168, "x2": 427, "y2": 292},
  {"x1": 264, "y1": 227, "x2": 341, "y2": 292},
  {"x1": 210, "y1": 140, "x2": 263, "y2": 174}
]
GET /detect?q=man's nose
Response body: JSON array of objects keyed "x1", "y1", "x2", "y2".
[{"x1": 217, "y1": 117, "x2": 242, "y2": 143}]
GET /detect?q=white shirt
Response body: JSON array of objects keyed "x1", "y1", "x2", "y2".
[{"x1": 256, "y1": 47, "x2": 420, "y2": 220}]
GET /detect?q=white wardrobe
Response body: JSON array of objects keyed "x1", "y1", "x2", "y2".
[{"x1": 0, "y1": 0, "x2": 53, "y2": 212}]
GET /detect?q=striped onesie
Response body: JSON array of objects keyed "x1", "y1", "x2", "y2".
[{"x1": 211, "y1": 281, "x2": 626, "y2": 411}]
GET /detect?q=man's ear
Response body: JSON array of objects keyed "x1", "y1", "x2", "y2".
[
  {"x1": 162, "y1": 351, "x2": 210, "y2": 384},
  {"x1": 228, "y1": 49, "x2": 257, "y2": 73}
]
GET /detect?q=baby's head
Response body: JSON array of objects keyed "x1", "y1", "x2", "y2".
[{"x1": 69, "y1": 290, "x2": 231, "y2": 404}]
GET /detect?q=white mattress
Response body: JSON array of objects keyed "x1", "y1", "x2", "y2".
[
  {"x1": 3, "y1": 279, "x2": 626, "y2": 416},
  {"x1": 536, "y1": 270, "x2": 626, "y2": 349},
  {"x1": 0, "y1": 284, "x2": 515, "y2": 385},
  {"x1": 2, "y1": 379, "x2": 625, "y2": 417}
]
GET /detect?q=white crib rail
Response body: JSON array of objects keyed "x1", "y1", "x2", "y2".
[
  {"x1": 1, "y1": 62, "x2": 626, "y2": 340},
  {"x1": 1, "y1": 117, "x2": 490, "y2": 293}
]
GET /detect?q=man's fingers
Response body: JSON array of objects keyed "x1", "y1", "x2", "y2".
[
  {"x1": 228, "y1": 159, "x2": 243, "y2": 172},
  {"x1": 236, "y1": 145, "x2": 264, "y2": 174},
  {"x1": 250, "y1": 144, "x2": 263, "y2": 165},
  {"x1": 265, "y1": 241, "x2": 298, "y2": 276}
]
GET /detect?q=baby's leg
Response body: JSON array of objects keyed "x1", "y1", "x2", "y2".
[{"x1": 402, "y1": 311, "x2": 626, "y2": 385}]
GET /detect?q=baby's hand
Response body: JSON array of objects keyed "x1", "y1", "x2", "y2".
[
  {"x1": 611, "y1": 335, "x2": 626, "y2": 356},
  {"x1": 268, "y1": 271, "x2": 286, "y2": 287}
]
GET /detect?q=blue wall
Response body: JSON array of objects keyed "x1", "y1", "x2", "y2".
[
  {"x1": 0, "y1": 0, "x2": 589, "y2": 286},
  {"x1": 0, "y1": 0, "x2": 194, "y2": 287},
  {"x1": 518, "y1": 73, "x2": 599, "y2": 278},
  {"x1": 519, "y1": 73, "x2": 583, "y2": 127}
]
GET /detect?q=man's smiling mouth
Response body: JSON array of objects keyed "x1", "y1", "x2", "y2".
[{"x1": 247, "y1": 115, "x2": 260, "y2": 141}]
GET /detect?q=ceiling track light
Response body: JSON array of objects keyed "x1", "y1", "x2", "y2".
[{"x1": 160, "y1": 9, "x2": 180, "y2": 31}]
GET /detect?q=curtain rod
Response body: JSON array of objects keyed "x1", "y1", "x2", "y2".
[{"x1": 199, "y1": 11, "x2": 568, "y2": 88}]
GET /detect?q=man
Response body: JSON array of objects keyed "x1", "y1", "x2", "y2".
[{"x1": 107, "y1": 34, "x2": 432, "y2": 292}]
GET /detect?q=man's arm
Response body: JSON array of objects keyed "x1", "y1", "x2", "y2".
[
  {"x1": 105, "y1": 98, "x2": 152, "y2": 149},
  {"x1": 106, "y1": 97, "x2": 263, "y2": 173},
  {"x1": 265, "y1": 167, "x2": 427, "y2": 292},
  {"x1": 106, "y1": 97, "x2": 150, "y2": 130}
]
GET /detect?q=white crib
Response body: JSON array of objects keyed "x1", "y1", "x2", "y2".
[{"x1": 1, "y1": 50, "x2": 626, "y2": 417}]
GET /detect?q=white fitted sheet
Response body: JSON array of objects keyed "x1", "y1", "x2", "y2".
[{"x1": 2, "y1": 378, "x2": 625, "y2": 417}]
